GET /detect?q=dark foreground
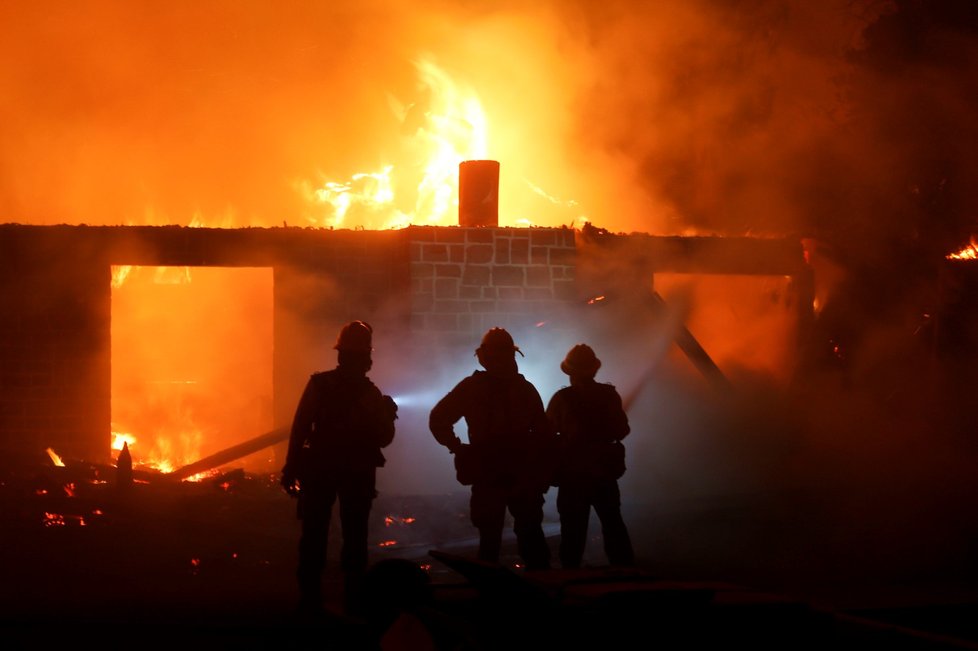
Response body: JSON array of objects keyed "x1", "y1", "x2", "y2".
[{"x1": 3, "y1": 463, "x2": 978, "y2": 650}]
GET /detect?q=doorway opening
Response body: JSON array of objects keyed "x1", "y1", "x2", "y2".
[{"x1": 110, "y1": 265, "x2": 274, "y2": 477}]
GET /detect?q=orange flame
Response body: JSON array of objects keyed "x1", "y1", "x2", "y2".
[
  {"x1": 45, "y1": 447, "x2": 65, "y2": 467},
  {"x1": 111, "y1": 265, "x2": 274, "y2": 478},
  {"x1": 301, "y1": 57, "x2": 488, "y2": 230},
  {"x1": 42, "y1": 512, "x2": 86, "y2": 527},
  {"x1": 111, "y1": 430, "x2": 136, "y2": 452},
  {"x1": 111, "y1": 266, "x2": 133, "y2": 289},
  {"x1": 947, "y1": 237, "x2": 978, "y2": 260}
]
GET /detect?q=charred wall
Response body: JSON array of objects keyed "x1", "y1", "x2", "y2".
[
  {"x1": 0, "y1": 227, "x2": 110, "y2": 467},
  {"x1": 0, "y1": 225, "x2": 411, "y2": 465}
]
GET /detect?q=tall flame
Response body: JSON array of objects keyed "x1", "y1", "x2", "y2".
[{"x1": 301, "y1": 57, "x2": 488, "y2": 230}]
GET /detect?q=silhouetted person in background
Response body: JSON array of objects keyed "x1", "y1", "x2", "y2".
[
  {"x1": 546, "y1": 344, "x2": 634, "y2": 568},
  {"x1": 280, "y1": 320, "x2": 398, "y2": 615},
  {"x1": 429, "y1": 327, "x2": 555, "y2": 570}
]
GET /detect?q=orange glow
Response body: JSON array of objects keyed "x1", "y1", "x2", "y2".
[
  {"x1": 378, "y1": 540, "x2": 398, "y2": 547},
  {"x1": 42, "y1": 513, "x2": 86, "y2": 527},
  {"x1": 183, "y1": 470, "x2": 221, "y2": 483},
  {"x1": 947, "y1": 237, "x2": 978, "y2": 260},
  {"x1": 111, "y1": 431, "x2": 136, "y2": 451},
  {"x1": 111, "y1": 266, "x2": 273, "y2": 477},
  {"x1": 654, "y1": 274, "x2": 800, "y2": 384},
  {"x1": 300, "y1": 57, "x2": 489, "y2": 230},
  {"x1": 45, "y1": 448, "x2": 65, "y2": 467}
]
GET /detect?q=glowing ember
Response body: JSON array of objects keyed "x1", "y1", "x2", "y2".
[
  {"x1": 378, "y1": 540, "x2": 398, "y2": 547},
  {"x1": 45, "y1": 448, "x2": 65, "y2": 467},
  {"x1": 42, "y1": 513, "x2": 86, "y2": 527},
  {"x1": 384, "y1": 516, "x2": 416, "y2": 526},
  {"x1": 63, "y1": 483, "x2": 76, "y2": 498},
  {"x1": 587, "y1": 295, "x2": 606, "y2": 305},
  {"x1": 947, "y1": 237, "x2": 978, "y2": 260},
  {"x1": 182, "y1": 469, "x2": 221, "y2": 483}
]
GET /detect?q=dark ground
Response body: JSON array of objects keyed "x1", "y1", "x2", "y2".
[{"x1": 3, "y1": 461, "x2": 978, "y2": 650}]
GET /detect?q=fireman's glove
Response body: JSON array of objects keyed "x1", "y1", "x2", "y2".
[{"x1": 280, "y1": 466, "x2": 300, "y2": 497}]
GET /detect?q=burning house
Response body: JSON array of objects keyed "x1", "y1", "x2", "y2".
[
  {"x1": 3, "y1": 1, "x2": 978, "y2": 646},
  {"x1": 0, "y1": 210, "x2": 812, "y2": 483}
]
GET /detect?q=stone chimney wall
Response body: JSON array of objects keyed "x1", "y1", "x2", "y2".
[{"x1": 407, "y1": 226, "x2": 578, "y2": 341}]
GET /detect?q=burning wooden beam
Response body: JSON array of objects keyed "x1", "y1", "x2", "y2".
[
  {"x1": 650, "y1": 290, "x2": 732, "y2": 394},
  {"x1": 621, "y1": 291, "x2": 731, "y2": 411},
  {"x1": 167, "y1": 426, "x2": 289, "y2": 481}
]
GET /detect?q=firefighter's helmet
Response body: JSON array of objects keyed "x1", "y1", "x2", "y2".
[
  {"x1": 475, "y1": 327, "x2": 523, "y2": 357},
  {"x1": 560, "y1": 343, "x2": 601, "y2": 377},
  {"x1": 334, "y1": 320, "x2": 373, "y2": 352}
]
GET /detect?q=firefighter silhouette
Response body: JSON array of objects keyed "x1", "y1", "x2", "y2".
[
  {"x1": 546, "y1": 343, "x2": 634, "y2": 568},
  {"x1": 429, "y1": 327, "x2": 555, "y2": 570},
  {"x1": 280, "y1": 320, "x2": 398, "y2": 614}
]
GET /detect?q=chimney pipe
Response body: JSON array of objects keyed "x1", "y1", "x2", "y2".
[{"x1": 458, "y1": 160, "x2": 499, "y2": 227}]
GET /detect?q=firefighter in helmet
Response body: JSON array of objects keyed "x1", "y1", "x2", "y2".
[
  {"x1": 281, "y1": 320, "x2": 398, "y2": 614},
  {"x1": 546, "y1": 343, "x2": 634, "y2": 568},
  {"x1": 429, "y1": 327, "x2": 555, "y2": 570}
]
